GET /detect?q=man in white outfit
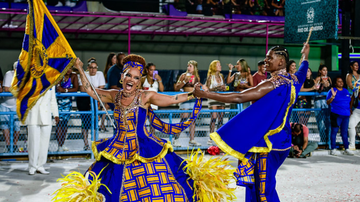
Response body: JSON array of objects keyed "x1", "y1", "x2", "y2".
[{"x1": 26, "y1": 86, "x2": 59, "y2": 175}]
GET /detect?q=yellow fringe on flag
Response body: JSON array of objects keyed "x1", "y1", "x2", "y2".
[
  {"x1": 52, "y1": 166, "x2": 111, "y2": 202},
  {"x1": 182, "y1": 149, "x2": 237, "y2": 202}
]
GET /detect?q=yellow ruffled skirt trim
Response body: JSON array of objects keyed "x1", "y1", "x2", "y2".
[
  {"x1": 210, "y1": 83, "x2": 296, "y2": 162},
  {"x1": 92, "y1": 141, "x2": 174, "y2": 165}
]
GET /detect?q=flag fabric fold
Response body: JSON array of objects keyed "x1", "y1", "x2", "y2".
[{"x1": 11, "y1": 0, "x2": 76, "y2": 123}]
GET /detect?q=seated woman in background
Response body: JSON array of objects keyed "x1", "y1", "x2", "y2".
[
  {"x1": 55, "y1": 67, "x2": 79, "y2": 152},
  {"x1": 326, "y1": 76, "x2": 354, "y2": 156},
  {"x1": 174, "y1": 60, "x2": 201, "y2": 147},
  {"x1": 205, "y1": 60, "x2": 226, "y2": 145}
]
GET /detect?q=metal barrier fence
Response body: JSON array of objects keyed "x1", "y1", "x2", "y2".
[{"x1": 1, "y1": 91, "x2": 359, "y2": 157}]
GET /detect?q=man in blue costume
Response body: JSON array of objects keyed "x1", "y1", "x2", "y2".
[{"x1": 193, "y1": 43, "x2": 310, "y2": 202}]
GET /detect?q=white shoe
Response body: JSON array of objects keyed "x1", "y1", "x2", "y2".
[
  {"x1": 29, "y1": 167, "x2": 36, "y2": 175},
  {"x1": 344, "y1": 149, "x2": 354, "y2": 156},
  {"x1": 330, "y1": 149, "x2": 340, "y2": 156},
  {"x1": 207, "y1": 138, "x2": 213, "y2": 145},
  {"x1": 172, "y1": 139, "x2": 182, "y2": 147},
  {"x1": 36, "y1": 167, "x2": 50, "y2": 175},
  {"x1": 189, "y1": 140, "x2": 201, "y2": 147}
]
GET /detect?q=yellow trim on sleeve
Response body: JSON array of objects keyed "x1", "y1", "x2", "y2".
[
  {"x1": 211, "y1": 83, "x2": 296, "y2": 161},
  {"x1": 92, "y1": 141, "x2": 174, "y2": 165}
]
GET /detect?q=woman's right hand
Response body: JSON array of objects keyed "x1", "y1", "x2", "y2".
[
  {"x1": 184, "y1": 75, "x2": 191, "y2": 83},
  {"x1": 74, "y1": 58, "x2": 83, "y2": 70}
]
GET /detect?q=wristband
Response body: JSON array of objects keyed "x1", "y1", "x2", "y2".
[
  {"x1": 65, "y1": 88, "x2": 68, "y2": 93},
  {"x1": 229, "y1": 70, "x2": 232, "y2": 72},
  {"x1": 158, "y1": 80, "x2": 162, "y2": 83},
  {"x1": 183, "y1": 80, "x2": 187, "y2": 85}
]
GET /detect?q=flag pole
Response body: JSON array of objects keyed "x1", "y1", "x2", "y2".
[
  {"x1": 89, "y1": 83, "x2": 116, "y2": 129},
  {"x1": 300, "y1": 27, "x2": 313, "y2": 65}
]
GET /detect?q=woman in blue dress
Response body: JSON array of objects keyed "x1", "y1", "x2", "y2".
[
  {"x1": 54, "y1": 54, "x2": 234, "y2": 202},
  {"x1": 194, "y1": 43, "x2": 310, "y2": 202}
]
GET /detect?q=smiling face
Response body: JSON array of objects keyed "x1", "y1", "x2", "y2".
[
  {"x1": 122, "y1": 68, "x2": 141, "y2": 93},
  {"x1": 264, "y1": 50, "x2": 284, "y2": 72},
  {"x1": 258, "y1": 64, "x2": 266, "y2": 74},
  {"x1": 88, "y1": 62, "x2": 98, "y2": 76},
  {"x1": 235, "y1": 61, "x2": 242, "y2": 71},
  {"x1": 289, "y1": 62, "x2": 297, "y2": 74}
]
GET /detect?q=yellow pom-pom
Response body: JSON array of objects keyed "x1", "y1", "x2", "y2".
[
  {"x1": 182, "y1": 149, "x2": 237, "y2": 202},
  {"x1": 52, "y1": 165, "x2": 111, "y2": 202}
]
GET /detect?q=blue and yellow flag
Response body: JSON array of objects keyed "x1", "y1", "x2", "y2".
[{"x1": 11, "y1": 0, "x2": 76, "y2": 123}]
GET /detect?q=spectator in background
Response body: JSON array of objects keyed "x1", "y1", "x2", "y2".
[
  {"x1": 175, "y1": 0, "x2": 187, "y2": 11},
  {"x1": 196, "y1": 0, "x2": 203, "y2": 14},
  {"x1": 26, "y1": 86, "x2": 59, "y2": 175},
  {"x1": 55, "y1": 67, "x2": 78, "y2": 152},
  {"x1": 289, "y1": 122, "x2": 318, "y2": 158},
  {"x1": 205, "y1": 60, "x2": 226, "y2": 145},
  {"x1": 346, "y1": 61, "x2": 360, "y2": 94},
  {"x1": 103, "y1": 52, "x2": 116, "y2": 84},
  {"x1": 326, "y1": 76, "x2": 354, "y2": 156},
  {"x1": 0, "y1": 62, "x2": 20, "y2": 153},
  {"x1": 141, "y1": 62, "x2": 164, "y2": 135},
  {"x1": 203, "y1": 0, "x2": 217, "y2": 16},
  {"x1": 174, "y1": 60, "x2": 201, "y2": 147},
  {"x1": 107, "y1": 52, "x2": 126, "y2": 91},
  {"x1": 0, "y1": 67, "x2": 3, "y2": 92},
  {"x1": 100, "y1": 52, "x2": 116, "y2": 132},
  {"x1": 77, "y1": 57, "x2": 105, "y2": 150},
  {"x1": 286, "y1": 60, "x2": 297, "y2": 74},
  {"x1": 298, "y1": 68, "x2": 316, "y2": 125},
  {"x1": 227, "y1": 58, "x2": 253, "y2": 108},
  {"x1": 141, "y1": 62, "x2": 164, "y2": 110},
  {"x1": 314, "y1": 64, "x2": 332, "y2": 144},
  {"x1": 242, "y1": 0, "x2": 259, "y2": 15},
  {"x1": 252, "y1": 60, "x2": 267, "y2": 86},
  {"x1": 349, "y1": 89, "x2": 360, "y2": 150}
]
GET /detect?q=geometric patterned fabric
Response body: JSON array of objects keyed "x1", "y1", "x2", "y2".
[{"x1": 120, "y1": 158, "x2": 187, "y2": 202}]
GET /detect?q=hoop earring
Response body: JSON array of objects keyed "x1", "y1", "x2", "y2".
[{"x1": 119, "y1": 79, "x2": 123, "y2": 84}]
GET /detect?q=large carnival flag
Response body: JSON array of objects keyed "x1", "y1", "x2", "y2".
[{"x1": 11, "y1": 0, "x2": 76, "y2": 123}]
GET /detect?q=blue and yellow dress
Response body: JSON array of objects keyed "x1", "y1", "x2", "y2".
[
  {"x1": 87, "y1": 90, "x2": 202, "y2": 202},
  {"x1": 211, "y1": 61, "x2": 309, "y2": 202}
]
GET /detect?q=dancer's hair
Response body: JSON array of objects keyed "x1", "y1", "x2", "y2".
[
  {"x1": 269, "y1": 46, "x2": 289, "y2": 63},
  {"x1": 122, "y1": 54, "x2": 146, "y2": 68}
]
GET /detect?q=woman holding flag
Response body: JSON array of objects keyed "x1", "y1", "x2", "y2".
[{"x1": 53, "y1": 55, "x2": 235, "y2": 202}]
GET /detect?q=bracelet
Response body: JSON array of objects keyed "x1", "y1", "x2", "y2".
[
  {"x1": 158, "y1": 80, "x2": 162, "y2": 83},
  {"x1": 65, "y1": 88, "x2": 68, "y2": 93},
  {"x1": 183, "y1": 80, "x2": 187, "y2": 85},
  {"x1": 187, "y1": 92, "x2": 195, "y2": 100},
  {"x1": 229, "y1": 70, "x2": 232, "y2": 72},
  {"x1": 331, "y1": 96, "x2": 335, "y2": 99}
]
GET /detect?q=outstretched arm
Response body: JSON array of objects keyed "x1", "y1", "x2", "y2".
[
  {"x1": 144, "y1": 91, "x2": 195, "y2": 107},
  {"x1": 74, "y1": 58, "x2": 117, "y2": 103},
  {"x1": 193, "y1": 81, "x2": 274, "y2": 103}
]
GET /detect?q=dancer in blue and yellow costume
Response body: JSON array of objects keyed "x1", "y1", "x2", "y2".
[
  {"x1": 194, "y1": 43, "x2": 310, "y2": 202},
  {"x1": 53, "y1": 54, "x2": 235, "y2": 202}
]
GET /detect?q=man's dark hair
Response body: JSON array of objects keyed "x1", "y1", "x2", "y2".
[
  {"x1": 269, "y1": 46, "x2": 289, "y2": 63},
  {"x1": 333, "y1": 75, "x2": 344, "y2": 88},
  {"x1": 116, "y1": 52, "x2": 126, "y2": 67},
  {"x1": 257, "y1": 61, "x2": 265, "y2": 66},
  {"x1": 291, "y1": 123, "x2": 302, "y2": 133}
]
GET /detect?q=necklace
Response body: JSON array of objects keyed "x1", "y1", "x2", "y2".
[
  {"x1": 270, "y1": 68, "x2": 287, "y2": 78},
  {"x1": 121, "y1": 90, "x2": 137, "y2": 98}
]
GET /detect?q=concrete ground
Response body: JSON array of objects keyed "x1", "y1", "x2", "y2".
[{"x1": 0, "y1": 150, "x2": 360, "y2": 202}]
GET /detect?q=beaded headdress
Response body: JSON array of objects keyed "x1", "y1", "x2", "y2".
[{"x1": 123, "y1": 61, "x2": 144, "y2": 75}]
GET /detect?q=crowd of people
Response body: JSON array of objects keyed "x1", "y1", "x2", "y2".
[
  {"x1": 0, "y1": 53, "x2": 359, "y2": 158},
  {"x1": 174, "y1": 0, "x2": 286, "y2": 16}
]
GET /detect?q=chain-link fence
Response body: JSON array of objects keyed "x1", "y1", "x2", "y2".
[{"x1": 1, "y1": 92, "x2": 360, "y2": 157}]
